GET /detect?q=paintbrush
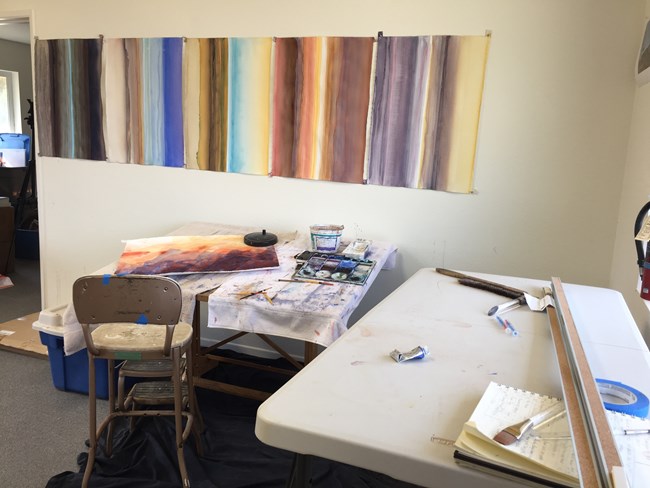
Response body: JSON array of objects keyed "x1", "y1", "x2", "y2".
[{"x1": 493, "y1": 403, "x2": 565, "y2": 446}]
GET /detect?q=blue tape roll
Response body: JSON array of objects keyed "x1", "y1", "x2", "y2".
[{"x1": 596, "y1": 378, "x2": 649, "y2": 418}]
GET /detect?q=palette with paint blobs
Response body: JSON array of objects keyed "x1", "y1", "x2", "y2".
[{"x1": 293, "y1": 252, "x2": 375, "y2": 285}]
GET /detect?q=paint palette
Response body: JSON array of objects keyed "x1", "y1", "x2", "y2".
[{"x1": 293, "y1": 253, "x2": 375, "y2": 285}]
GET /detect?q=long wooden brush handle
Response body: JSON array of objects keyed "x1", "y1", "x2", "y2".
[
  {"x1": 435, "y1": 268, "x2": 526, "y2": 297},
  {"x1": 458, "y1": 278, "x2": 526, "y2": 302}
]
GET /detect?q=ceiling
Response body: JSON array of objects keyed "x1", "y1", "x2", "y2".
[{"x1": 0, "y1": 18, "x2": 30, "y2": 45}]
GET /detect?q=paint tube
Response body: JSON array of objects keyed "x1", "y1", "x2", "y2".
[{"x1": 390, "y1": 345, "x2": 430, "y2": 363}]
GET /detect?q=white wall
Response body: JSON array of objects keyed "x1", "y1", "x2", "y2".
[
  {"x1": 0, "y1": 1, "x2": 645, "y2": 342},
  {"x1": 611, "y1": 2, "x2": 650, "y2": 341}
]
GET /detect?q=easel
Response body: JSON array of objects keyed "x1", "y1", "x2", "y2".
[{"x1": 14, "y1": 98, "x2": 36, "y2": 230}]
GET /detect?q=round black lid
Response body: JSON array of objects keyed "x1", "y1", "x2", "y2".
[{"x1": 244, "y1": 229, "x2": 278, "y2": 247}]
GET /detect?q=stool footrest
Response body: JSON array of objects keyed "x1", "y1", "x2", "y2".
[
  {"x1": 129, "y1": 381, "x2": 189, "y2": 405},
  {"x1": 120, "y1": 358, "x2": 186, "y2": 375}
]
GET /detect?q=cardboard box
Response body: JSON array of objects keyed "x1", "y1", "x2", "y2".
[{"x1": 0, "y1": 312, "x2": 47, "y2": 357}]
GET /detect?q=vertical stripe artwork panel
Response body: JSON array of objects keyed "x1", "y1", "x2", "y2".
[
  {"x1": 103, "y1": 38, "x2": 184, "y2": 166},
  {"x1": 191, "y1": 38, "x2": 228, "y2": 171},
  {"x1": 34, "y1": 38, "x2": 105, "y2": 161},
  {"x1": 368, "y1": 35, "x2": 489, "y2": 193},
  {"x1": 227, "y1": 38, "x2": 272, "y2": 175},
  {"x1": 182, "y1": 38, "x2": 201, "y2": 169},
  {"x1": 104, "y1": 39, "x2": 128, "y2": 163},
  {"x1": 326, "y1": 37, "x2": 374, "y2": 183},
  {"x1": 141, "y1": 38, "x2": 164, "y2": 165},
  {"x1": 124, "y1": 39, "x2": 144, "y2": 164},
  {"x1": 162, "y1": 38, "x2": 184, "y2": 167},
  {"x1": 271, "y1": 37, "x2": 374, "y2": 183}
]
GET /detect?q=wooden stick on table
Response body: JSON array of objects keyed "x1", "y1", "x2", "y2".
[{"x1": 435, "y1": 268, "x2": 526, "y2": 299}]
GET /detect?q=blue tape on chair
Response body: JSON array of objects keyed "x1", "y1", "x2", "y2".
[
  {"x1": 136, "y1": 314, "x2": 148, "y2": 325},
  {"x1": 596, "y1": 378, "x2": 649, "y2": 417},
  {"x1": 102, "y1": 274, "x2": 111, "y2": 285}
]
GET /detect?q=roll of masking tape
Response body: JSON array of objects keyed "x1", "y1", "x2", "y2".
[{"x1": 596, "y1": 378, "x2": 649, "y2": 418}]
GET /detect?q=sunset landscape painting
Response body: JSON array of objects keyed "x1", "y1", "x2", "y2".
[{"x1": 114, "y1": 235, "x2": 279, "y2": 275}]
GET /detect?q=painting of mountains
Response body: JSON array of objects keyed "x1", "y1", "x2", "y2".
[{"x1": 114, "y1": 235, "x2": 279, "y2": 275}]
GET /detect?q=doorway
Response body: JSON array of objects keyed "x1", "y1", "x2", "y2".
[{"x1": 0, "y1": 14, "x2": 41, "y2": 324}]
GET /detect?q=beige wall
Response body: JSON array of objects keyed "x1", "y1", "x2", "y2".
[
  {"x1": 0, "y1": 38, "x2": 32, "y2": 135},
  {"x1": 610, "y1": 2, "x2": 650, "y2": 341},
  {"x1": 0, "y1": 1, "x2": 645, "y2": 344}
]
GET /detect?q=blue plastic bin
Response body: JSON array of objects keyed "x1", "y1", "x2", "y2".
[
  {"x1": 38, "y1": 331, "x2": 111, "y2": 399},
  {"x1": 15, "y1": 229, "x2": 39, "y2": 260}
]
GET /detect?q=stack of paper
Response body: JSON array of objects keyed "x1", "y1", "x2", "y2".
[
  {"x1": 454, "y1": 381, "x2": 650, "y2": 487},
  {"x1": 454, "y1": 382, "x2": 577, "y2": 487}
]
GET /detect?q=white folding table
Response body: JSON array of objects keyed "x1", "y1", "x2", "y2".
[{"x1": 255, "y1": 268, "x2": 650, "y2": 487}]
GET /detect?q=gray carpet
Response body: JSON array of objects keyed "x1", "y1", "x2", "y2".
[
  {"x1": 0, "y1": 350, "x2": 108, "y2": 487},
  {"x1": 0, "y1": 257, "x2": 42, "y2": 322},
  {"x1": 0, "y1": 257, "x2": 106, "y2": 487}
]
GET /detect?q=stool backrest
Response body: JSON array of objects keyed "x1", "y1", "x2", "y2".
[{"x1": 73, "y1": 275, "x2": 182, "y2": 325}]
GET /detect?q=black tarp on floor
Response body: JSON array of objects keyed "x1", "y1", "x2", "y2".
[{"x1": 46, "y1": 350, "x2": 420, "y2": 488}]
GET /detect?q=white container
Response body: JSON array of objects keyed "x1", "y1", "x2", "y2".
[
  {"x1": 310, "y1": 224, "x2": 344, "y2": 253},
  {"x1": 0, "y1": 148, "x2": 26, "y2": 167},
  {"x1": 342, "y1": 239, "x2": 371, "y2": 260},
  {"x1": 32, "y1": 304, "x2": 67, "y2": 337}
]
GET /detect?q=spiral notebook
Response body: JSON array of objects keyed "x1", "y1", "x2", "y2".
[{"x1": 454, "y1": 382, "x2": 650, "y2": 487}]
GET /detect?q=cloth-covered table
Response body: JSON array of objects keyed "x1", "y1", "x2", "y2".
[
  {"x1": 63, "y1": 222, "x2": 396, "y2": 355},
  {"x1": 206, "y1": 234, "x2": 396, "y2": 347}
]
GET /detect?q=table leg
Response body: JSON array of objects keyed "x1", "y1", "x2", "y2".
[
  {"x1": 287, "y1": 453, "x2": 312, "y2": 488},
  {"x1": 192, "y1": 296, "x2": 202, "y2": 378},
  {"x1": 304, "y1": 342, "x2": 318, "y2": 365}
]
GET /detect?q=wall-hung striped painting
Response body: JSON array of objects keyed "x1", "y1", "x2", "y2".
[
  {"x1": 367, "y1": 35, "x2": 490, "y2": 193},
  {"x1": 34, "y1": 39, "x2": 105, "y2": 161},
  {"x1": 271, "y1": 37, "x2": 374, "y2": 183},
  {"x1": 34, "y1": 34, "x2": 490, "y2": 193},
  {"x1": 103, "y1": 38, "x2": 184, "y2": 167}
]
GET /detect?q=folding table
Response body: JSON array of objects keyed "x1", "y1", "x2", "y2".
[{"x1": 255, "y1": 268, "x2": 650, "y2": 487}]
